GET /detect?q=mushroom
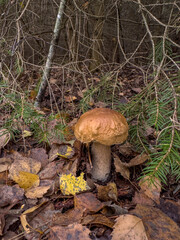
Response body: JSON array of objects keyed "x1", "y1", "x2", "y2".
[{"x1": 74, "y1": 108, "x2": 128, "y2": 182}]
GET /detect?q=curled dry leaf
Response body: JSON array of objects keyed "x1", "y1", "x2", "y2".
[
  {"x1": 20, "y1": 202, "x2": 48, "y2": 233},
  {"x1": 0, "y1": 129, "x2": 10, "y2": 149},
  {"x1": 97, "y1": 182, "x2": 118, "y2": 202},
  {"x1": 111, "y1": 214, "x2": 148, "y2": 240},
  {"x1": 101, "y1": 203, "x2": 128, "y2": 217},
  {"x1": 81, "y1": 214, "x2": 114, "y2": 228},
  {"x1": 50, "y1": 223, "x2": 91, "y2": 240},
  {"x1": 113, "y1": 153, "x2": 130, "y2": 180}
]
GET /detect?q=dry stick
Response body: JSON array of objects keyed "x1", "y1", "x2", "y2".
[{"x1": 34, "y1": 0, "x2": 67, "y2": 108}]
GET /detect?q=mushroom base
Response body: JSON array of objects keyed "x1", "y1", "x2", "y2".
[{"x1": 91, "y1": 142, "x2": 111, "y2": 182}]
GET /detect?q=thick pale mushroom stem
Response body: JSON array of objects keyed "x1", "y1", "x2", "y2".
[{"x1": 91, "y1": 142, "x2": 111, "y2": 182}]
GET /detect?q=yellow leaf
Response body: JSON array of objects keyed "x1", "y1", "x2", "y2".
[
  {"x1": 57, "y1": 145, "x2": 75, "y2": 159},
  {"x1": 22, "y1": 130, "x2": 33, "y2": 138},
  {"x1": 13, "y1": 171, "x2": 40, "y2": 190},
  {"x1": 20, "y1": 202, "x2": 47, "y2": 233},
  {"x1": 60, "y1": 173, "x2": 88, "y2": 195}
]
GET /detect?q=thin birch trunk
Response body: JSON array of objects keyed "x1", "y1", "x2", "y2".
[{"x1": 34, "y1": 0, "x2": 66, "y2": 108}]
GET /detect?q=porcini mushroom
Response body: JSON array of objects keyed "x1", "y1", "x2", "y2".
[{"x1": 74, "y1": 108, "x2": 128, "y2": 182}]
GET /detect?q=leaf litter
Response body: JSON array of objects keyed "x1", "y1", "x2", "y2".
[{"x1": 0, "y1": 109, "x2": 179, "y2": 239}]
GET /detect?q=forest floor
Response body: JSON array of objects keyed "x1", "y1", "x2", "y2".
[{"x1": 0, "y1": 66, "x2": 180, "y2": 240}]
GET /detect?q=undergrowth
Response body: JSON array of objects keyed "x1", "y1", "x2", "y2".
[
  {"x1": 117, "y1": 72, "x2": 180, "y2": 184},
  {"x1": 0, "y1": 83, "x2": 66, "y2": 144}
]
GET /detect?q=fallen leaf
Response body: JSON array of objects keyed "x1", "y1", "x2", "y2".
[
  {"x1": 139, "y1": 176, "x2": 161, "y2": 203},
  {"x1": 158, "y1": 199, "x2": 180, "y2": 226},
  {"x1": 121, "y1": 153, "x2": 149, "y2": 167},
  {"x1": 20, "y1": 201, "x2": 48, "y2": 233},
  {"x1": 131, "y1": 204, "x2": 180, "y2": 240},
  {"x1": 29, "y1": 148, "x2": 48, "y2": 168},
  {"x1": 75, "y1": 192, "x2": 104, "y2": 213},
  {"x1": 111, "y1": 214, "x2": 148, "y2": 240},
  {"x1": 60, "y1": 173, "x2": 89, "y2": 195},
  {"x1": 0, "y1": 185, "x2": 24, "y2": 207},
  {"x1": 116, "y1": 141, "x2": 135, "y2": 156},
  {"x1": 52, "y1": 207, "x2": 84, "y2": 226},
  {"x1": 50, "y1": 223, "x2": 91, "y2": 240},
  {"x1": 57, "y1": 144, "x2": 75, "y2": 159},
  {"x1": 113, "y1": 153, "x2": 130, "y2": 179},
  {"x1": 22, "y1": 130, "x2": 33, "y2": 137},
  {"x1": 0, "y1": 129, "x2": 10, "y2": 149},
  {"x1": 132, "y1": 191, "x2": 155, "y2": 206},
  {"x1": 0, "y1": 157, "x2": 12, "y2": 173},
  {"x1": 81, "y1": 214, "x2": 114, "y2": 228},
  {"x1": 9, "y1": 156, "x2": 41, "y2": 181},
  {"x1": 97, "y1": 182, "x2": 118, "y2": 202},
  {"x1": 13, "y1": 171, "x2": 40, "y2": 190},
  {"x1": 38, "y1": 162, "x2": 57, "y2": 180},
  {"x1": 1, "y1": 231, "x2": 17, "y2": 239},
  {"x1": 25, "y1": 185, "x2": 51, "y2": 199},
  {"x1": 101, "y1": 203, "x2": 128, "y2": 217}
]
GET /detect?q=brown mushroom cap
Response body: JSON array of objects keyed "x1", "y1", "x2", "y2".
[{"x1": 74, "y1": 108, "x2": 128, "y2": 146}]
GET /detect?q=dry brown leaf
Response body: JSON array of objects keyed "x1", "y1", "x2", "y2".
[
  {"x1": 0, "y1": 157, "x2": 12, "y2": 173},
  {"x1": 139, "y1": 176, "x2": 161, "y2": 203},
  {"x1": 113, "y1": 153, "x2": 130, "y2": 179},
  {"x1": 0, "y1": 129, "x2": 10, "y2": 149},
  {"x1": 97, "y1": 182, "x2": 118, "y2": 202},
  {"x1": 75, "y1": 192, "x2": 104, "y2": 213},
  {"x1": 50, "y1": 223, "x2": 91, "y2": 240},
  {"x1": 52, "y1": 207, "x2": 84, "y2": 226},
  {"x1": 131, "y1": 204, "x2": 180, "y2": 240},
  {"x1": 101, "y1": 203, "x2": 128, "y2": 217},
  {"x1": 132, "y1": 191, "x2": 155, "y2": 206},
  {"x1": 111, "y1": 214, "x2": 148, "y2": 240},
  {"x1": 29, "y1": 148, "x2": 48, "y2": 168},
  {"x1": 38, "y1": 162, "x2": 57, "y2": 180},
  {"x1": 81, "y1": 214, "x2": 114, "y2": 228},
  {"x1": 9, "y1": 156, "x2": 41, "y2": 181},
  {"x1": 62, "y1": 158, "x2": 78, "y2": 176},
  {"x1": 1, "y1": 231, "x2": 17, "y2": 239},
  {"x1": 116, "y1": 141, "x2": 134, "y2": 156},
  {"x1": 25, "y1": 185, "x2": 51, "y2": 199},
  {"x1": 0, "y1": 185, "x2": 24, "y2": 207},
  {"x1": 121, "y1": 153, "x2": 149, "y2": 167}
]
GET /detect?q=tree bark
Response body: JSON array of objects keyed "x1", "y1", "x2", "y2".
[{"x1": 34, "y1": 0, "x2": 66, "y2": 108}]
